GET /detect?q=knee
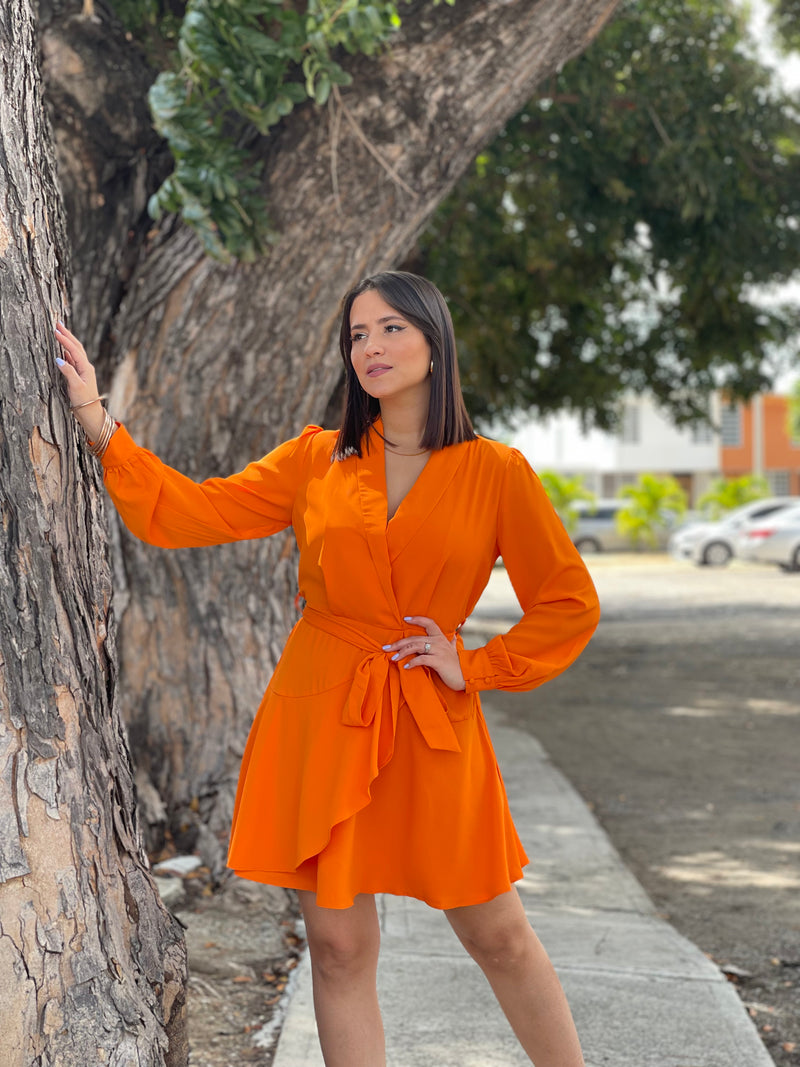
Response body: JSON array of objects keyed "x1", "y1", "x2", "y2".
[
  {"x1": 455, "y1": 918, "x2": 536, "y2": 972},
  {"x1": 307, "y1": 926, "x2": 379, "y2": 983}
]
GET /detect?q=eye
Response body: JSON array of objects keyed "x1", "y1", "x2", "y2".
[
  {"x1": 386, "y1": 324, "x2": 405, "y2": 333},
  {"x1": 350, "y1": 331, "x2": 366, "y2": 343}
]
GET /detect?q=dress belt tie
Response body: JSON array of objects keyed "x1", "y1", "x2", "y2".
[{"x1": 301, "y1": 605, "x2": 462, "y2": 754}]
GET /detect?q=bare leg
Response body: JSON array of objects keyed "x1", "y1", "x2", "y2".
[
  {"x1": 445, "y1": 888, "x2": 585, "y2": 1067},
  {"x1": 297, "y1": 890, "x2": 386, "y2": 1067}
]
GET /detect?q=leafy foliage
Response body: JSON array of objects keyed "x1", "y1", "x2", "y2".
[
  {"x1": 772, "y1": 0, "x2": 800, "y2": 50},
  {"x1": 539, "y1": 471, "x2": 595, "y2": 533},
  {"x1": 697, "y1": 475, "x2": 770, "y2": 520},
  {"x1": 111, "y1": 0, "x2": 417, "y2": 259},
  {"x1": 616, "y1": 474, "x2": 687, "y2": 548},
  {"x1": 413, "y1": 0, "x2": 800, "y2": 430}
]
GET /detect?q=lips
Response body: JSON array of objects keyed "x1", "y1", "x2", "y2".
[{"x1": 366, "y1": 364, "x2": 392, "y2": 377}]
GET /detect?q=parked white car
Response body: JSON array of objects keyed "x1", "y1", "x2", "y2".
[
  {"x1": 668, "y1": 497, "x2": 800, "y2": 566},
  {"x1": 737, "y1": 503, "x2": 800, "y2": 571}
]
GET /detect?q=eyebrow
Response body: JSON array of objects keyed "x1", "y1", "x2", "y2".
[{"x1": 349, "y1": 314, "x2": 406, "y2": 331}]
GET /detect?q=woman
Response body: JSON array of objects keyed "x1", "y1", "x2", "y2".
[{"x1": 56, "y1": 271, "x2": 599, "y2": 1067}]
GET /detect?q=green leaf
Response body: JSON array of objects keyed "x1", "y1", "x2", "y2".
[{"x1": 313, "y1": 73, "x2": 330, "y2": 105}]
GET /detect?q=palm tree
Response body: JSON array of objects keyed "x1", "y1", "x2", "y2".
[
  {"x1": 787, "y1": 381, "x2": 800, "y2": 444},
  {"x1": 698, "y1": 475, "x2": 769, "y2": 520},
  {"x1": 539, "y1": 472, "x2": 596, "y2": 534},
  {"x1": 617, "y1": 474, "x2": 687, "y2": 548}
]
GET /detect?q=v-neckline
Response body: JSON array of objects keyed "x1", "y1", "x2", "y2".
[
  {"x1": 385, "y1": 453, "x2": 432, "y2": 526},
  {"x1": 372, "y1": 420, "x2": 432, "y2": 527},
  {"x1": 355, "y1": 420, "x2": 472, "y2": 582}
]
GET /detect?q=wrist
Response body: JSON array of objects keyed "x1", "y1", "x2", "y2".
[
  {"x1": 75, "y1": 403, "x2": 106, "y2": 441},
  {"x1": 85, "y1": 409, "x2": 117, "y2": 460}
]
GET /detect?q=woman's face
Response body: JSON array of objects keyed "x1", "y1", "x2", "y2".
[{"x1": 349, "y1": 289, "x2": 432, "y2": 404}]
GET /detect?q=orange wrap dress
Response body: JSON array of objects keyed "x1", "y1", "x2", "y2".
[{"x1": 101, "y1": 419, "x2": 600, "y2": 910}]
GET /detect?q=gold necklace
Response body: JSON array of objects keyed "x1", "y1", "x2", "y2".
[{"x1": 384, "y1": 444, "x2": 429, "y2": 457}]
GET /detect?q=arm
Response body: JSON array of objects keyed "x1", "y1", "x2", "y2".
[
  {"x1": 55, "y1": 323, "x2": 316, "y2": 547},
  {"x1": 458, "y1": 449, "x2": 600, "y2": 693},
  {"x1": 99, "y1": 424, "x2": 318, "y2": 548}
]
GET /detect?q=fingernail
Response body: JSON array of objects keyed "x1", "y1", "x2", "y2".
[
  {"x1": 382, "y1": 644, "x2": 391, "y2": 651},
  {"x1": 403, "y1": 663, "x2": 411, "y2": 670},
  {"x1": 391, "y1": 653, "x2": 399, "y2": 661},
  {"x1": 56, "y1": 320, "x2": 65, "y2": 328},
  {"x1": 403, "y1": 616, "x2": 412, "y2": 622},
  {"x1": 55, "y1": 357, "x2": 65, "y2": 366}
]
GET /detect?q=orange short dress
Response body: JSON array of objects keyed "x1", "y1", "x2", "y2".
[{"x1": 102, "y1": 419, "x2": 599, "y2": 909}]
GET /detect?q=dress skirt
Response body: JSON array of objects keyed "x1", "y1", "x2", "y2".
[{"x1": 226, "y1": 614, "x2": 529, "y2": 910}]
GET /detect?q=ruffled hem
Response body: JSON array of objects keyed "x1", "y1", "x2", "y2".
[{"x1": 230, "y1": 861, "x2": 528, "y2": 911}]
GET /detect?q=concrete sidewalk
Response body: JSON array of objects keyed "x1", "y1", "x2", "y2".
[{"x1": 272, "y1": 705, "x2": 774, "y2": 1066}]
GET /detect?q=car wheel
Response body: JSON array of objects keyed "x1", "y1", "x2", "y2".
[
  {"x1": 701, "y1": 541, "x2": 732, "y2": 567},
  {"x1": 790, "y1": 547, "x2": 800, "y2": 573},
  {"x1": 575, "y1": 537, "x2": 601, "y2": 554}
]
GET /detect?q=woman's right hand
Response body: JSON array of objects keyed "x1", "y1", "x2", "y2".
[{"x1": 54, "y1": 322, "x2": 106, "y2": 440}]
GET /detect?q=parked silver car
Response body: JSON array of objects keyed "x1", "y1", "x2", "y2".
[
  {"x1": 668, "y1": 497, "x2": 800, "y2": 566},
  {"x1": 570, "y1": 499, "x2": 629, "y2": 553},
  {"x1": 737, "y1": 503, "x2": 800, "y2": 571}
]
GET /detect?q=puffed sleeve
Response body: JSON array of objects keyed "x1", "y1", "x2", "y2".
[
  {"x1": 458, "y1": 448, "x2": 600, "y2": 693},
  {"x1": 100, "y1": 422, "x2": 323, "y2": 548}
]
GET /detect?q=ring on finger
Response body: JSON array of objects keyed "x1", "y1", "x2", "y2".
[{"x1": 423, "y1": 641, "x2": 431, "y2": 654}]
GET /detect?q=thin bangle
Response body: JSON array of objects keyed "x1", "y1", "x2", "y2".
[
  {"x1": 71, "y1": 395, "x2": 107, "y2": 411},
  {"x1": 87, "y1": 409, "x2": 117, "y2": 459}
]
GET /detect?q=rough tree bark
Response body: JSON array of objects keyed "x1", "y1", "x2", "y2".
[
  {"x1": 42, "y1": 0, "x2": 621, "y2": 864},
  {"x1": 0, "y1": 2, "x2": 187, "y2": 1065}
]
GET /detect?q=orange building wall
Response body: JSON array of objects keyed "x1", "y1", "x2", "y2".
[{"x1": 720, "y1": 395, "x2": 800, "y2": 494}]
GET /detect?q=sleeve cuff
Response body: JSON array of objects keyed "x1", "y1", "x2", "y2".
[
  {"x1": 457, "y1": 644, "x2": 498, "y2": 694},
  {"x1": 101, "y1": 423, "x2": 141, "y2": 469}
]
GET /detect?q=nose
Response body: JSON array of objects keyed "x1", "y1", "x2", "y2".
[{"x1": 365, "y1": 335, "x2": 383, "y2": 357}]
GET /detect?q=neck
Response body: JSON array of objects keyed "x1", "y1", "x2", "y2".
[{"x1": 379, "y1": 392, "x2": 429, "y2": 451}]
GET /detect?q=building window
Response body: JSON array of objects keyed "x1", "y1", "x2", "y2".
[
  {"x1": 720, "y1": 404, "x2": 741, "y2": 447},
  {"x1": 767, "y1": 470, "x2": 790, "y2": 495},
  {"x1": 619, "y1": 405, "x2": 640, "y2": 444},
  {"x1": 690, "y1": 420, "x2": 714, "y2": 444}
]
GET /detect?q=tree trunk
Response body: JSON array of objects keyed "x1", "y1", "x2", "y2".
[
  {"x1": 0, "y1": 3, "x2": 187, "y2": 1064},
  {"x1": 42, "y1": 0, "x2": 621, "y2": 863}
]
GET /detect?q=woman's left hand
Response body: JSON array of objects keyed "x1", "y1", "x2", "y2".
[{"x1": 384, "y1": 616, "x2": 466, "y2": 692}]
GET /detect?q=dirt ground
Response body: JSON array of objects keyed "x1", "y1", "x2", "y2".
[
  {"x1": 488, "y1": 555, "x2": 800, "y2": 1067},
  {"x1": 166, "y1": 875, "x2": 302, "y2": 1067},
  {"x1": 177, "y1": 553, "x2": 799, "y2": 1065}
]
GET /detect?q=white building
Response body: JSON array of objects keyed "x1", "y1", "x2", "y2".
[{"x1": 511, "y1": 394, "x2": 721, "y2": 506}]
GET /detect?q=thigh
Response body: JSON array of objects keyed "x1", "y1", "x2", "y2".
[{"x1": 298, "y1": 891, "x2": 381, "y2": 959}]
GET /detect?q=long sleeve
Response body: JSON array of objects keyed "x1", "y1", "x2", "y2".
[
  {"x1": 458, "y1": 448, "x2": 600, "y2": 693},
  {"x1": 100, "y1": 423, "x2": 322, "y2": 548}
]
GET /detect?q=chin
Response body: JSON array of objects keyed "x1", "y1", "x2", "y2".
[{"x1": 359, "y1": 378, "x2": 391, "y2": 399}]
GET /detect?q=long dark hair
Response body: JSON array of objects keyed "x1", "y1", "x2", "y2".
[{"x1": 332, "y1": 271, "x2": 476, "y2": 459}]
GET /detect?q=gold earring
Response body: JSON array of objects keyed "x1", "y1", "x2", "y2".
[{"x1": 429, "y1": 359, "x2": 434, "y2": 375}]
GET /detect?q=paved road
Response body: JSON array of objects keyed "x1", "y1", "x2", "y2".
[{"x1": 476, "y1": 554, "x2": 800, "y2": 1066}]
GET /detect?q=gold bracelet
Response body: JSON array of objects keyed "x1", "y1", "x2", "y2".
[
  {"x1": 71, "y1": 394, "x2": 107, "y2": 411},
  {"x1": 87, "y1": 409, "x2": 117, "y2": 460}
]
